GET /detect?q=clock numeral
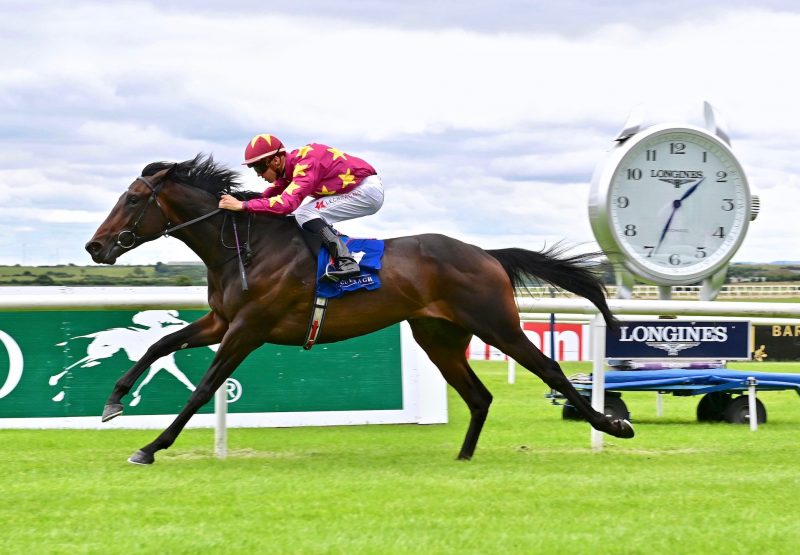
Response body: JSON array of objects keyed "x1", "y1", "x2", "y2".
[
  {"x1": 616, "y1": 196, "x2": 630, "y2": 208},
  {"x1": 624, "y1": 224, "x2": 637, "y2": 237},
  {"x1": 646, "y1": 149, "x2": 657, "y2": 161},
  {"x1": 670, "y1": 142, "x2": 686, "y2": 154},
  {"x1": 721, "y1": 198, "x2": 734, "y2": 211},
  {"x1": 669, "y1": 254, "x2": 681, "y2": 265},
  {"x1": 712, "y1": 227, "x2": 726, "y2": 238},
  {"x1": 716, "y1": 171, "x2": 728, "y2": 182},
  {"x1": 702, "y1": 151, "x2": 708, "y2": 163},
  {"x1": 695, "y1": 247, "x2": 707, "y2": 259},
  {"x1": 626, "y1": 168, "x2": 642, "y2": 180},
  {"x1": 644, "y1": 245, "x2": 655, "y2": 258}
]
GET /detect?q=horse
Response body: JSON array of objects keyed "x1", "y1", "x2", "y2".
[{"x1": 85, "y1": 154, "x2": 633, "y2": 465}]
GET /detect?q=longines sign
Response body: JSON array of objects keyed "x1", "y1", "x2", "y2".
[{"x1": 606, "y1": 320, "x2": 751, "y2": 360}]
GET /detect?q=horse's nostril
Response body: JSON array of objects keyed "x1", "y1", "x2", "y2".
[{"x1": 85, "y1": 241, "x2": 102, "y2": 255}]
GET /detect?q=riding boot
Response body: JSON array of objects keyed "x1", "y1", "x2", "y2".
[{"x1": 303, "y1": 220, "x2": 361, "y2": 282}]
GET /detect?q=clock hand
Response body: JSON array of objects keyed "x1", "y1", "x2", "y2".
[
  {"x1": 654, "y1": 177, "x2": 706, "y2": 253},
  {"x1": 655, "y1": 206, "x2": 678, "y2": 252},
  {"x1": 679, "y1": 176, "x2": 706, "y2": 202}
]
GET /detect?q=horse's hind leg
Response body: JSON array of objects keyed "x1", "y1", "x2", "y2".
[
  {"x1": 488, "y1": 327, "x2": 633, "y2": 439},
  {"x1": 408, "y1": 318, "x2": 492, "y2": 460},
  {"x1": 103, "y1": 311, "x2": 227, "y2": 422}
]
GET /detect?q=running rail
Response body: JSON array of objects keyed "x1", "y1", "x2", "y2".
[
  {"x1": 5, "y1": 289, "x2": 800, "y2": 318},
  {"x1": 4, "y1": 288, "x2": 800, "y2": 453}
]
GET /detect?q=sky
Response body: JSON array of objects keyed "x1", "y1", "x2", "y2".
[{"x1": 1, "y1": 0, "x2": 799, "y2": 267}]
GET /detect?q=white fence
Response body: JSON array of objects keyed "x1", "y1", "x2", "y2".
[
  {"x1": 3, "y1": 288, "x2": 799, "y2": 453},
  {"x1": 518, "y1": 284, "x2": 800, "y2": 299}
]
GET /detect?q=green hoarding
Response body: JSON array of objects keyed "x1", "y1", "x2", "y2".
[{"x1": 0, "y1": 309, "x2": 403, "y2": 421}]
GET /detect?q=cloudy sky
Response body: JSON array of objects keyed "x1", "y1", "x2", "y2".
[{"x1": 1, "y1": 0, "x2": 799, "y2": 267}]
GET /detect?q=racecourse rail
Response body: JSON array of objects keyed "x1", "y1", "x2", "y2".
[
  {"x1": 521, "y1": 284, "x2": 800, "y2": 299},
  {"x1": 2, "y1": 287, "x2": 800, "y2": 453},
  {"x1": 3, "y1": 286, "x2": 800, "y2": 316}
]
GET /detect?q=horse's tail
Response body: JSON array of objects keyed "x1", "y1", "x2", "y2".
[{"x1": 486, "y1": 244, "x2": 619, "y2": 330}]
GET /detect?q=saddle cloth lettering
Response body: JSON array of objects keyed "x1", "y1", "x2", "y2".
[{"x1": 315, "y1": 237, "x2": 384, "y2": 298}]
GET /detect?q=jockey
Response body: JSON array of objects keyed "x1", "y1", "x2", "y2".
[{"x1": 219, "y1": 133, "x2": 384, "y2": 282}]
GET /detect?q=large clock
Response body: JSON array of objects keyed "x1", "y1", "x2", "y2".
[{"x1": 589, "y1": 106, "x2": 758, "y2": 299}]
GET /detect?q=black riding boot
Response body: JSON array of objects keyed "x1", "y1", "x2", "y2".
[{"x1": 303, "y1": 219, "x2": 361, "y2": 282}]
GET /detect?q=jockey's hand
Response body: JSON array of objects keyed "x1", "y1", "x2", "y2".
[{"x1": 218, "y1": 194, "x2": 244, "y2": 211}]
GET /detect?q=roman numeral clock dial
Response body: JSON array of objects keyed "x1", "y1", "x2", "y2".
[{"x1": 590, "y1": 123, "x2": 754, "y2": 291}]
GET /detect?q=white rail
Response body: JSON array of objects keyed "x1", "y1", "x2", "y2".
[
  {"x1": 3, "y1": 287, "x2": 798, "y2": 317},
  {"x1": 4, "y1": 288, "x2": 798, "y2": 452},
  {"x1": 0, "y1": 286, "x2": 209, "y2": 310},
  {"x1": 517, "y1": 284, "x2": 800, "y2": 299}
]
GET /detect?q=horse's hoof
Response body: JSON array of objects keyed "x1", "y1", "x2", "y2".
[
  {"x1": 102, "y1": 403, "x2": 124, "y2": 422},
  {"x1": 613, "y1": 418, "x2": 635, "y2": 439},
  {"x1": 128, "y1": 450, "x2": 155, "y2": 465}
]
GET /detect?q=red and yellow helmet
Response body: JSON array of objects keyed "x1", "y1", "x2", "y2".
[{"x1": 243, "y1": 134, "x2": 285, "y2": 165}]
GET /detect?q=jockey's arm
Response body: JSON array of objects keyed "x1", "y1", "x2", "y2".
[{"x1": 242, "y1": 161, "x2": 318, "y2": 215}]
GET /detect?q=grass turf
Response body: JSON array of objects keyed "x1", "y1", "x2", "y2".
[{"x1": 2, "y1": 360, "x2": 800, "y2": 554}]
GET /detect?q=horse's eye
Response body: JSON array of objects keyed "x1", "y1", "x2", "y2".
[{"x1": 127, "y1": 195, "x2": 139, "y2": 206}]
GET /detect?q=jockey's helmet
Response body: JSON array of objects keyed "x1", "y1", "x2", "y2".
[{"x1": 243, "y1": 134, "x2": 285, "y2": 165}]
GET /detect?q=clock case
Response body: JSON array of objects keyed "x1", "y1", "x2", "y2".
[{"x1": 588, "y1": 103, "x2": 756, "y2": 301}]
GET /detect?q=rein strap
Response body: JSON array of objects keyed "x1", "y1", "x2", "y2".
[{"x1": 164, "y1": 208, "x2": 222, "y2": 237}]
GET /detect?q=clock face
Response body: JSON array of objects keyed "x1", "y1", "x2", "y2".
[{"x1": 607, "y1": 128, "x2": 749, "y2": 282}]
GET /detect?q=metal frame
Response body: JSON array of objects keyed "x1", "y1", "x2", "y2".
[{"x1": 514, "y1": 297, "x2": 800, "y2": 450}]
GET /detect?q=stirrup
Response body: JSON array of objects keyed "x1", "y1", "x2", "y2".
[{"x1": 322, "y1": 258, "x2": 360, "y2": 283}]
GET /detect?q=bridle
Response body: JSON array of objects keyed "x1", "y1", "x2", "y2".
[
  {"x1": 115, "y1": 175, "x2": 221, "y2": 249},
  {"x1": 114, "y1": 174, "x2": 250, "y2": 290}
]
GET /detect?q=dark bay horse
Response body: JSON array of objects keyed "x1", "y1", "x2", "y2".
[{"x1": 86, "y1": 154, "x2": 633, "y2": 465}]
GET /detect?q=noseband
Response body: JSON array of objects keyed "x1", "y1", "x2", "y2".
[{"x1": 115, "y1": 175, "x2": 221, "y2": 249}]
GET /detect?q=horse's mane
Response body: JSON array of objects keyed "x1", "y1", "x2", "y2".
[{"x1": 141, "y1": 153, "x2": 259, "y2": 200}]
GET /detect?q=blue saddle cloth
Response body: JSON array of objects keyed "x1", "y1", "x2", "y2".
[{"x1": 316, "y1": 237, "x2": 384, "y2": 299}]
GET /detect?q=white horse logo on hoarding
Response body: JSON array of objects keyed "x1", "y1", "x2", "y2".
[{"x1": 50, "y1": 310, "x2": 217, "y2": 406}]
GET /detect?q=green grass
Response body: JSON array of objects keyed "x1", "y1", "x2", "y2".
[
  {"x1": 0, "y1": 264, "x2": 207, "y2": 286},
  {"x1": 2, "y1": 360, "x2": 800, "y2": 554}
]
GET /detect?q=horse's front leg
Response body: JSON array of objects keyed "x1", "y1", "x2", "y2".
[
  {"x1": 127, "y1": 326, "x2": 262, "y2": 465},
  {"x1": 102, "y1": 311, "x2": 228, "y2": 422}
]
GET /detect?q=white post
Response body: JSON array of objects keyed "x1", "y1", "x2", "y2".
[
  {"x1": 656, "y1": 393, "x2": 664, "y2": 417},
  {"x1": 508, "y1": 358, "x2": 516, "y2": 384},
  {"x1": 214, "y1": 384, "x2": 228, "y2": 459},
  {"x1": 747, "y1": 376, "x2": 758, "y2": 431},
  {"x1": 590, "y1": 313, "x2": 606, "y2": 451}
]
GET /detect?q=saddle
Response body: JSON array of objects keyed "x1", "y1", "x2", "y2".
[{"x1": 295, "y1": 219, "x2": 384, "y2": 349}]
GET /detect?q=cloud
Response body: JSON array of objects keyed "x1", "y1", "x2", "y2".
[{"x1": 1, "y1": 2, "x2": 800, "y2": 267}]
